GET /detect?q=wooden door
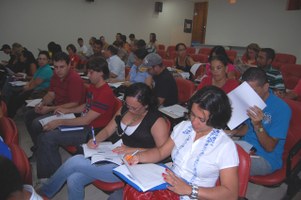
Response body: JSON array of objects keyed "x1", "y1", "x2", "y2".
[{"x1": 191, "y1": 2, "x2": 208, "y2": 44}]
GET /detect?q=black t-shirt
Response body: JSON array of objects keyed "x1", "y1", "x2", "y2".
[{"x1": 153, "y1": 68, "x2": 178, "y2": 106}]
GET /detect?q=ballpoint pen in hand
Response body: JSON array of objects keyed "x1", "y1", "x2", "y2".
[
  {"x1": 125, "y1": 149, "x2": 139, "y2": 162},
  {"x1": 91, "y1": 126, "x2": 96, "y2": 145}
]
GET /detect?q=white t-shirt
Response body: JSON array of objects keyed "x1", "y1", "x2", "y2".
[
  {"x1": 170, "y1": 121, "x2": 239, "y2": 199},
  {"x1": 107, "y1": 55, "x2": 125, "y2": 81},
  {"x1": 79, "y1": 45, "x2": 88, "y2": 55},
  {"x1": 23, "y1": 185, "x2": 43, "y2": 200}
]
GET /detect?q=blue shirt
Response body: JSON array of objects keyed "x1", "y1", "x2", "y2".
[
  {"x1": 33, "y1": 64, "x2": 53, "y2": 91},
  {"x1": 242, "y1": 90, "x2": 291, "y2": 172},
  {"x1": 129, "y1": 65, "x2": 151, "y2": 83},
  {"x1": 0, "y1": 138, "x2": 12, "y2": 160}
]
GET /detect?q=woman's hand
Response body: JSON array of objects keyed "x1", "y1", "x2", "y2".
[
  {"x1": 87, "y1": 139, "x2": 99, "y2": 149},
  {"x1": 163, "y1": 169, "x2": 192, "y2": 196},
  {"x1": 43, "y1": 119, "x2": 62, "y2": 131},
  {"x1": 112, "y1": 144, "x2": 135, "y2": 154},
  {"x1": 54, "y1": 107, "x2": 69, "y2": 115}
]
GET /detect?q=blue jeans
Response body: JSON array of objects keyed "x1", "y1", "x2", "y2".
[
  {"x1": 250, "y1": 155, "x2": 272, "y2": 176},
  {"x1": 41, "y1": 154, "x2": 121, "y2": 200}
]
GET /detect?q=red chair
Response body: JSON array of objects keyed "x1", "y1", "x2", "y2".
[
  {"x1": 190, "y1": 54, "x2": 209, "y2": 63},
  {"x1": 1, "y1": 100, "x2": 7, "y2": 117},
  {"x1": 272, "y1": 53, "x2": 297, "y2": 70},
  {"x1": 9, "y1": 144, "x2": 33, "y2": 184},
  {"x1": 168, "y1": 51, "x2": 177, "y2": 60},
  {"x1": 0, "y1": 117, "x2": 18, "y2": 145},
  {"x1": 280, "y1": 64, "x2": 301, "y2": 89},
  {"x1": 249, "y1": 99, "x2": 301, "y2": 199},
  {"x1": 158, "y1": 44, "x2": 165, "y2": 51},
  {"x1": 175, "y1": 78, "x2": 196, "y2": 105},
  {"x1": 157, "y1": 49, "x2": 167, "y2": 59},
  {"x1": 225, "y1": 50, "x2": 237, "y2": 63},
  {"x1": 166, "y1": 45, "x2": 176, "y2": 58},
  {"x1": 162, "y1": 59, "x2": 175, "y2": 68},
  {"x1": 186, "y1": 47, "x2": 196, "y2": 55},
  {"x1": 198, "y1": 47, "x2": 212, "y2": 56}
]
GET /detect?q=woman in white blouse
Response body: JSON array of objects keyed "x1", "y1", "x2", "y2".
[{"x1": 125, "y1": 85, "x2": 239, "y2": 200}]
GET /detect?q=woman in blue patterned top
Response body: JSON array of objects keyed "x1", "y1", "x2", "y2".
[{"x1": 125, "y1": 86, "x2": 239, "y2": 200}]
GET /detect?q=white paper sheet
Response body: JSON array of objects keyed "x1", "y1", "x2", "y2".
[
  {"x1": 227, "y1": 82, "x2": 266, "y2": 130},
  {"x1": 190, "y1": 63, "x2": 203, "y2": 76},
  {"x1": 159, "y1": 104, "x2": 188, "y2": 119},
  {"x1": 108, "y1": 82, "x2": 124, "y2": 88},
  {"x1": 25, "y1": 99, "x2": 42, "y2": 107},
  {"x1": 38, "y1": 113, "x2": 76, "y2": 126}
]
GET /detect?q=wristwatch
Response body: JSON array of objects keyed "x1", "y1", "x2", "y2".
[
  {"x1": 190, "y1": 184, "x2": 199, "y2": 199},
  {"x1": 257, "y1": 126, "x2": 264, "y2": 133}
]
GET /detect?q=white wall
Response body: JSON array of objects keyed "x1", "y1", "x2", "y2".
[
  {"x1": 0, "y1": 0, "x2": 194, "y2": 59},
  {"x1": 205, "y1": 0, "x2": 301, "y2": 62},
  {"x1": 1, "y1": 0, "x2": 300, "y2": 63}
]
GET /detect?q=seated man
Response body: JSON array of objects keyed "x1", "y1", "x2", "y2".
[
  {"x1": 24, "y1": 52, "x2": 86, "y2": 157},
  {"x1": 228, "y1": 68, "x2": 291, "y2": 176},
  {"x1": 257, "y1": 48, "x2": 286, "y2": 93},
  {"x1": 104, "y1": 45, "x2": 125, "y2": 82},
  {"x1": 36, "y1": 57, "x2": 116, "y2": 179},
  {"x1": 143, "y1": 53, "x2": 178, "y2": 107}
]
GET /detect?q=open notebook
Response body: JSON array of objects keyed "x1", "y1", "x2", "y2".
[
  {"x1": 38, "y1": 113, "x2": 76, "y2": 126},
  {"x1": 113, "y1": 160, "x2": 168, "y2": 192}
]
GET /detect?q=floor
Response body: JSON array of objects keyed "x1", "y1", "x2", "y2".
[{"x1": 13, "y1": 111, "x2": 301, "y2": 200}]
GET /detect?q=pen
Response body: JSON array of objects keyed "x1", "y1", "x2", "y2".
[
  {"x1": 91, "y1": 126, "x2": 96, "y2": 145},
  {"x1": 125, "y1": 149, "x2": 139, "y2": 161}
]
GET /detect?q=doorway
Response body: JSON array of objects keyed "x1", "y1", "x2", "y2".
[{"x1": 191, "y1": 2, "x2": 208, "y2": 44}]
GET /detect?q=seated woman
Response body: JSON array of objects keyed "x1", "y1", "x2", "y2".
[
  {"x1": 39, "y1": 82, "x2": 170, "y2": 200},
  {"x1": 125, "y1": 86, "x2": 239, "y2": 200},
  {"x1": 125, "y1": 48, "x2": 153, "y2": 87},
  {"x1": 146, "y1": 33, "x2": 158, "y2": 53},
  {"x1": 7, "y1": 51, "x2": 53, "y2": 118},
  {"x1": 205, "y1": 46, "x2": 236, "y2": 79},
  {"x1": 66, "y1": 44, "x2": 81, "y2": 70},
  {"x1": 174, "y1": 43, "x2": 195, "y2": 73},
  {"x1": 197, "y1": 55, "x2": 239, "y2": 94},
  {"x1": 241, "y1": 43, "x2": 260, "y2": 66}
]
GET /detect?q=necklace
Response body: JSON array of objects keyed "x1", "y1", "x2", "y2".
[{"x1": 116, "y1": 112, "x2": 145, "y2": 137}]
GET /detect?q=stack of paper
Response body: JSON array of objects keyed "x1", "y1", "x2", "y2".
[
  {"x1": 38, "y1": 113, "x2": 76, "y2": 126},
  {"x1": 159, "y1": 104, "x2": 188, "y2": 119},
  {"x1": 227, "y1": 82, "x2": 266, "y2": 130}
]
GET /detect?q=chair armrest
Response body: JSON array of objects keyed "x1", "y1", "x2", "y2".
[{"x1": 286, "y1": 138, "x2": 301, "y2": 177}]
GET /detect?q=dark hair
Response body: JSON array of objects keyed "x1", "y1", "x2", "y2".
[
  {"x1": 86, "y1": 57, "x2": 110, "y2": 80},
  {"x1": 121, "y1": 35, "x2": 127, "y2": 43},
  {"x1": 135, "y1": 39, "x2": 146, "y2": 49},
  {"x1": 66, "y1": 44, "x2": 77, "y2": 53},
  {"x1": 20, "y1": 50, "x2": 36, "y2": 64},
  {"x1": 124, "y1": 83, "x2": 158, "y2": 109},
  {"x1": 209, "y1": 46, "x2": 232, "y2": 64},
  {"x1": 0, "y1": 156, "x2": 23, "y2": 200},
  {"x1": 188, "y1": 86, "x2": 232, "y2": 129},
  {"x1": 94, "y1": 39, "x2": 103, "y2": 48},
  {"x1": 77, "y1": 37, "x2": 83, "y2": 42},
  {"x1": 150, "y1": 33, "x2": 157, "y2": 43},
  {"x1": 175, "y1": 43, "x2": 186, "y2": 51},
  {"x1": 47, "y1": 41, "x2": 62, "y2": 57},
  {"x1": 107, "y1": 45, "x2": 118, "y2": 55},
  {"x1": 52, "y1": 52, "x2": 70, "y2": 64},
  {"x1": 129, "y1": 34, "x2": 135, "y2": 39},
  {"x1": 260, "y1": 48, "x2": 275, "y2": 61},
  {"x1": 38, "y1": 50, "x2": 50, "y2": 59},
  {"x1": 242, "y1": 67, "x2": 268, "y2": 87},
  {"x1": 210, "y1": 55, "x2": 228, "y2": 67},
  {"x1": 133, "y1": 48, "x2": 149, "y2": 60}
]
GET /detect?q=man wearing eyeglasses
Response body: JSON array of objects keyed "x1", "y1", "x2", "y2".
[{"x1": 143, "y1": 53, "x2": 178, "y2": 107}]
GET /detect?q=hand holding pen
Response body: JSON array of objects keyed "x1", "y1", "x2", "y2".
[
  {"x1": 124, "y1": 150, "x2": 140, "y2": 164},
  {"x1": 91, "y1": 126, "x2": 97, "y2": 145}
]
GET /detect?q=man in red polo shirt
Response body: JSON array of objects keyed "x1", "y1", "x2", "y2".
[
  {"x1": 36, "y1": 57, "x2": 116, "y2": 179},
  {"x1": 24, "y1": 52, "x2": 86, "y2": 159}
]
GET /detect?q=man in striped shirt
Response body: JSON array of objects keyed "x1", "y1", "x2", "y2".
[{"x1": 257, "y1": 48, "x2": 285, "y2": 95}]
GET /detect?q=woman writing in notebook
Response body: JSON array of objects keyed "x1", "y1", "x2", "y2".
[
  {"x1": 125, "y1": 86, "x2": 239, "y2": 200},
  {"x1": 39, "y1": 83, "x2": 170, "y2": 200}
]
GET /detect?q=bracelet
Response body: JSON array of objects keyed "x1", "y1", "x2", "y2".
[{"x1": 190, "y1": 184, "x2": 199, "y2": 199}]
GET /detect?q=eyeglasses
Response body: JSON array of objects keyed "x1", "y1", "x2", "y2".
[
  {"x1": 189, "y1": 110, "x2": 206, "y2": 123},
  {"x1": 124, "y1": 102, "x2": 143, "y2": 112}
]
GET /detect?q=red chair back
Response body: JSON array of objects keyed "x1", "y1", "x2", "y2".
[
  {"x1": 190, "y1": 54, "x2": 208, "y2": 63},
  {"x1": 175, "y1": 78, "x2": 196, "y2": 104},
  {"x1": 157, "y1": 49, "x2": 167, "y2": 59},
  {"x1": 125, "y1": 67, "x2": 131, "y2": 78},
  {"x1": 162, "y1": 59, "x2": 175, "y2": 68},
  {"x1": 225, "y1": 50, "x2": 237, "y2": 63},
  {"x1": 280, "y1": 64, "x2": 301, "y2": 89},
  {"x1": 272, "y1": 53, "x2": 297, "y2": 70},
  {"x1": 166, "y1": 46, "x2": 176, "y2": 58},
  {"x1": 198, "y1": 47, "x2": 212, "y2": 55},
  {"x1": 1, "y1": 101, "x2": 7, "y2": 117},
  {"x1": 0, "y1": 117, "x2": 18, "y2": 145},
  {"x1": 9, "y1": 144, "x2": 32, "y2": 184},
  {"x1": 186, "y1": 47, "x2": 196, "y2": 55},
  {"x1": 168, "y1": 51, "x2": 177, "y2": 60},
  {"x1": 158, "y1": 44, "x2": 165, "y2": 51}
]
